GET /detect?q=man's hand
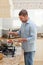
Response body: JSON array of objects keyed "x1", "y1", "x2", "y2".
[
  {"x1": 18, "y1": 38, "x2": 27, "y2": 43},
  {"x1": 8, "y1": 32, "x2": 18, "y2": 36},
  {"x1": 9, "y1": 32, "x2": 14, "y2": 35}
]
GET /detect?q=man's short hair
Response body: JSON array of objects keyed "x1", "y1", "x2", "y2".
[{"x1": 19, "y1": 9, "x2": 28, "y2": 16}]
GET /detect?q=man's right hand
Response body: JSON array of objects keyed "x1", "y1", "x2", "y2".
[
  {"x1": 9, "y1": 32, "x2": 14, "y2": 35},
  {"x1": 8, "y1": 32, "x2": 18, "y2": 36}
]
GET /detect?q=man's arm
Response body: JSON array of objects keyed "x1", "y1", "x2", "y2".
[
  {"x1": 9, "y1": 27, "x2": 21, "y2": 36},
  {"x1": 27, "y1": 24, "x2": 37, "y2": 43},
  {"x1": 9, "y1": 28, "x2": 27, "y2": 43},
  {"x1": 9, "y1": 32, "x2": 18, "y2": 36}
]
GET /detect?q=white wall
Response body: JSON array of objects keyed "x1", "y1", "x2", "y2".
[{"x1": 2, "y1": 18, "x2": 13, "y2": 30}]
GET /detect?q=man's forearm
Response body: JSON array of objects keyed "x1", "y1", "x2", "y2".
[{"x1": 17, "y1": 38, "x2": 27, "y2": 43}]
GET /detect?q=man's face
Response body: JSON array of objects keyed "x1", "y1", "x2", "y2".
[{"x1": 19, "y1": 15, "x2": 28, "y2": 23}]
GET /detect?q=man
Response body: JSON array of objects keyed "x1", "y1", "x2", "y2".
[{"x1": 9, "y1": 9, "x2": 37, "y2": 65}]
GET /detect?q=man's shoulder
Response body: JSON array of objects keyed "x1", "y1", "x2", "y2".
[
  {"x1": 29, "y1": 20, "x2": 36, "y2": 28},
  {"x1": 29, "y1": 20, "x2": 35, "y2": 24}
]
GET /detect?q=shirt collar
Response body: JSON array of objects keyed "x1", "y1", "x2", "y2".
[
  {"x1": 26, "y1": 19, "x2": 30, "y2": 24},
  {"x1": 23, "y1": 19, "x2": 30, "y2": 25}
]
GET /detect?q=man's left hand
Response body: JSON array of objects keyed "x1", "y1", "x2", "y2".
[{"x1": 18, "y1": 38, "x2": 27, "y2": 43}]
